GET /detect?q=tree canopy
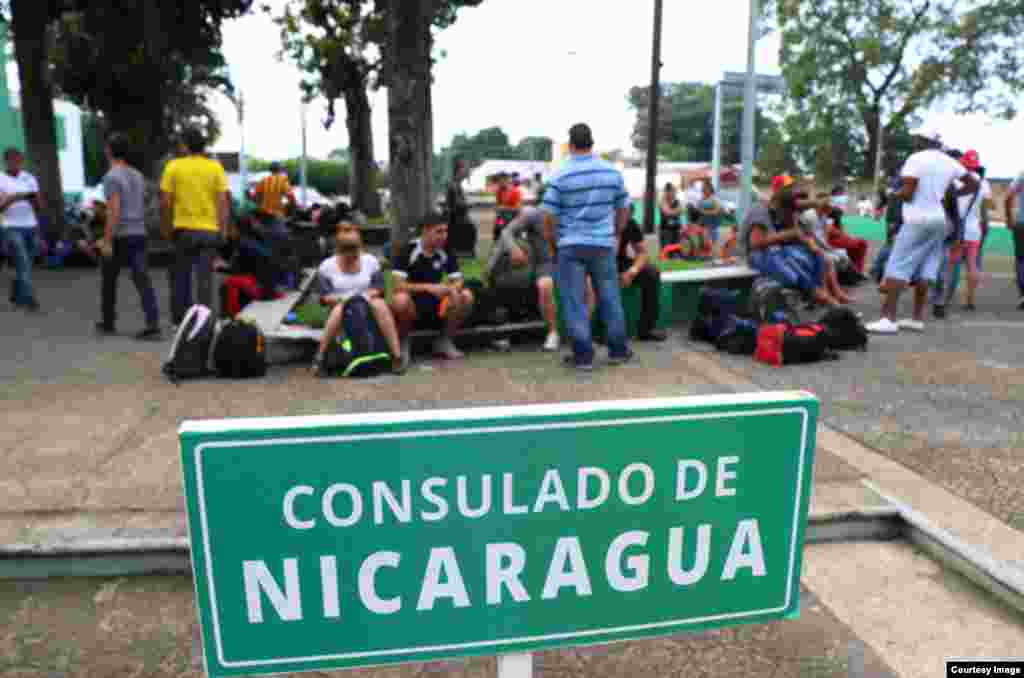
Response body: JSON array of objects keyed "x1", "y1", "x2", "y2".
[
  {"x1": 773, "y1": 0, "x2": 1024, "y2": 179},
  {"x1": 628, "y1": 82, "x2": 780, "y2": 164},
  {"x1": 49, "y1": 0, "x2": 252, "y2": 176}
]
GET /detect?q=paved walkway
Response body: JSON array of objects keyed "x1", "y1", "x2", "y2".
[{"x1": 2, "y1": 260, "x2": 1024, "y2": 676}]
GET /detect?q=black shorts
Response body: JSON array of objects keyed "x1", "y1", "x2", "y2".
[{"x1": 412, "y1": 292, "x2": 444, "y2": 329}]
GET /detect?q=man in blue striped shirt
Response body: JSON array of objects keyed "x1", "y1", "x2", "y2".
[{"x1": 542, "y1": 123, "x2": 632, "y2": 370}]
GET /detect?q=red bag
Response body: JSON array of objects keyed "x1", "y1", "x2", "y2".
[
  {"x1": 754, "y1": 323, "x2": 787, "y2": 367},
  {"x1": 756, "y1": 322, "x2": 834, "y2": 367}
]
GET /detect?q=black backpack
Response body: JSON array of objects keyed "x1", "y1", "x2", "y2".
[
  {"x1": 783, "y1": 323, "x2": 838, "y2": 364},
  {"x1": 324, "y1": 296, "x2": 392, "y2": 378},
  {"x1": 819, "y1": 307, "x2": 869, "y2": 351},
  {"x1": 162, "y1": 304, "x2": 215, "y2": 383},
  {"x1": 714, "y1": 316, "x2": 759, "y2": 355},
  {"x1": 690, "y1": 288, "x2": 745, "y2": 343},
  {"x1": 212, "y1": 319, "x2": 268, "y2": 378}
]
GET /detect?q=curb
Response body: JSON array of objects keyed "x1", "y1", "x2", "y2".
[
  {"x1": 863, "y1": 481, "x2": 1024, "y2": 619},
  {"x1": 2, "y1": 503, "x2": 1022, "y2": 618}
]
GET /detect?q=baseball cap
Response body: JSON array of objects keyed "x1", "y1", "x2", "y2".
[
  {"x1": 961, "y1": 149, "x2": 981, "y2": 170},
  {"x1": 909, "y1": 126, "x2": 943, "y2": 144},
  {"x1": 770, "y1": 175, "x2": 794, "y2": 193}
]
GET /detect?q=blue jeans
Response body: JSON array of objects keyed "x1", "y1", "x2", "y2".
[
  {"x1": 102, "y1": 235, "x2": 159, "y2": 328},
  {"x1": 172, "y1": 229, "x2": 222, "y2": 323},
  {"x1": 3, "y1": 227, "x2": 38, "y2": 306},
  {"x1": 557, "y1": 245, "x2": 629, "y2": 364}
]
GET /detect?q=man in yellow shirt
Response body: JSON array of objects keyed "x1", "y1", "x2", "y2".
[
  {"x1": 160, "y1": 128, "x2": 231, "y2": 325},
  {"x1": 254, "y1": 162, "x2": 295, "y2": 237}
]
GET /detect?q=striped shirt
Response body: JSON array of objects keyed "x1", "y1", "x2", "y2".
[{"x1": 541, "y1": 154, "x2": 630, "y2": 248}]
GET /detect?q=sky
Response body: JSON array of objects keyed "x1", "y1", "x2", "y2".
[{"x1": 180, "y1": 0, "x2": 1024, "y2": 180}]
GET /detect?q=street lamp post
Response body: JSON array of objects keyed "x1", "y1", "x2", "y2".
[
  {"x1": 300, "y1": 99, "x2": 308, "y2": 207},
  {"x1": 711, "y1": 83, "x2": 723, "y2": 193}
]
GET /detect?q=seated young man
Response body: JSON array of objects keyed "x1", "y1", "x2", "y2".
[
  {"x1": 311, "y1": 219, "x2": 404, "y2": 376},
  {"x1": 618, "y1": 217, "x2": 667, "y2": 341},
  {"x1": 390, "y1": 214, "x2": 475, "y2": 363},
  {"x1": 746, "y1": 204, "x2": 843, "y2": 308},
  {"x1": 822, "y1": 193, "x2": 868, "y2": 273},
  {"x1": 486, "y1": 206, "x2": 560, "y2": 351}
]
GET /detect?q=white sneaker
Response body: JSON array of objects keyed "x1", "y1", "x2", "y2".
[
  {"x1": 543, "y1": 331, "x2": 560, "y2": 352},
  {"x1": 897, "y1": 319, "x2": 925, "y2": 332},
  {"x1": 433, "y1": 335, "x2": 465, "y2": 360},
  {"x1": 865, "y1": 318, "x2": 900, "y2": 334}
]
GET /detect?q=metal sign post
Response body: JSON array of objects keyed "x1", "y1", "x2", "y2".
[{"x1": 711, "y1": 83, "x2": 722, "y2": 193}]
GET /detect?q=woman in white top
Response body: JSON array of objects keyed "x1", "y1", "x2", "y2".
[{"x1": 312, "y1": 219, "x2": 404, "y2": 375}]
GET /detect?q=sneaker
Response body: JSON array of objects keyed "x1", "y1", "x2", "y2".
[
  {"x1": 94, "y1": 321, "x2": 116, "y2": 336},
  {"x1": 932, "y1": 305, "x2": 946, "y2": 319},
  {"x1": 135, "y1": 326, "x2": 162, "y2": 341},
  {"x1": 637, "y1": 329, "x2": 668, "y2": 342},
  {"x1": 1018, "y1": 297, "x2": 1024, "y2": 311},
  {"x1": 866, "y1": 318, "x2": 900, "y2": 334},
  {"x1": 543, "y1": 332, "x2": 560, "y2": 352},
  {"x1": 897, "y1": 319, "x2": 925, "y2": 332},
  {"x1": 963, "y1": 303, "x2": 977, "y2": 312},
  {"x1": 23, "y1": 300, "x2": 41, "y2": 313},
  {"x1": 608, "y1": 350, "x2": 636, "y2": 366},
  {"x1": 562, "y1": 354, "x2": 594, "y2": 372},
  {"x1": 433, "y1": 335, "x2": 464, "y2": 360}
]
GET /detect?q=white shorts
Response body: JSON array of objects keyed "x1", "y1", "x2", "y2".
[{"x1": 884, "y1": 218, "x2": 947, "y2": 283}]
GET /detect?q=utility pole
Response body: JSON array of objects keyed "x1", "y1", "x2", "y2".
[
  {"x1": 739, "y1": 0, "x2": 759, "y2": 220},
  {"x1": 643, "y1": 0, "x2": 664, "y2": 236}
]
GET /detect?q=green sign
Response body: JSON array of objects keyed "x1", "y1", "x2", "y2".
[{"x1": 180, "y1": 392, "x2": 818, "y2": 677}]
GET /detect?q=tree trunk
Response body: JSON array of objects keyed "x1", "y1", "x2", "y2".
[
  {"x1": 386, "y1": 0, "x2": 435, "y2": 257},
  {"x1": 10, "y1": 0, "x2": 65, "y2": 240},
  {"x1": 344, "y1": 85, "x2": 381, "y2": 217},
  {"x1": 863, "y1": 108, "x2": 880, "y2": 182}
]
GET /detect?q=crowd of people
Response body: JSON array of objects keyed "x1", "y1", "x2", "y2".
[{"x1": 3, "y1": 119, "x2": 1024, "y2": 374}]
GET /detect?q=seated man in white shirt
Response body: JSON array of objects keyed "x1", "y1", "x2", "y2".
[{"x1": 312, "y1": 218, "x2": 404, "y2": 376}]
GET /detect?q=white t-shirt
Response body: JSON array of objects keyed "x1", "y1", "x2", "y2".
[
  {"x1": 686, "y1": 184, "x2": 704, "y2": 207},
  {"x1": 317, "y1": 253, "x2": 383, "y2": 301},
  {"x1": 900, "y1": 149, "x2": 967, "y2": 225},
  {"x1": 0, "y1": 171, "x2": 40, "y2": 228},
  {"x1": 956, "y1": 174, "x2": 992, "y2": 242}
]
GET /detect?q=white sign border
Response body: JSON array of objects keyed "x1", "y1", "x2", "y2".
[{"x1": 190, "y1": 403, "x2": 812, "y2": 671}]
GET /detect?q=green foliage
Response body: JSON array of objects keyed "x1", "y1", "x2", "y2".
[
  {"x1": 756, "y1": 124, "x2": 798, "y2": 179},
  {"x1": 773, "y1": 0, "x2": 1024, "y2": 178},
  {"x1": 628, "y1": 81, "x2": 780, "y2": 164},
  {"x1": 432, "y1": 127, "x2": 553, "y2": 194},
  {"x1": 81, "y1": 112, "x2": 106, "y2": 186},
  {"x1": 48, "y1": 1, "x2": 250, "y2": 174}
]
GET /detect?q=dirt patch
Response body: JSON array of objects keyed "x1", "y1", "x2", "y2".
[{"x1": 0, "y1": 576, "x2": 895, "y2": 678}]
